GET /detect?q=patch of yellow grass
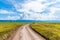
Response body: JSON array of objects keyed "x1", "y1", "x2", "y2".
[
  {"x1": 31, "y1": 23, "x2": 60, "y2": 40},
  {"x1": 0, "y1": 22, "x2": 24, "y2": 40}
]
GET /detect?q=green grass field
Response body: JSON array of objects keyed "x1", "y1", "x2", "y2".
[
  {"x1": 31, "y1": 22, "x2": 60, "y2": 40},
  {"x1": 0, "y1": 22, "x2": 24, "y2": 40}
]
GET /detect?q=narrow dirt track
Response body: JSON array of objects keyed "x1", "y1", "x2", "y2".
[{"x1": 7, "y1": 24, "x2": 46, "y2": 40}]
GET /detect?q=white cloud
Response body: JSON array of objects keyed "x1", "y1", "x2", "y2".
[
  {"x1": 6, "y1": 0, "x2": 60, "y2": 20},
  {"x1": 0, "y1": 9, "x2": 24, "y2": 20},
  {"x1": 24, "y1": 2, "x2": 47, "y2": 12},
  {"x1": 22, "y1": 12, "x2": 56, "y2": 20},
  {"x1": 8, "y1": 0, "x2": 22, "y2": 11},
  {"x1": 6, "y1": 16, "x2": 20, "y2": 20},
  {"x1": 17, "y1": 0, "x2": 59, "y2": 20},
  {"x1": 0, "y1": 16, "x2": 20, "y2": 20},
  {"x1": 0, "y1": 10, "x2": 15, "y2": 14}
]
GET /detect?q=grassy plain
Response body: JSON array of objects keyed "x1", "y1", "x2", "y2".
[
  {"x1": 0, "y1": 22, "x2": 24, "y2": 40},
  {"x1": 31, "y1": 22, "x2": 60, "y2": 40}
]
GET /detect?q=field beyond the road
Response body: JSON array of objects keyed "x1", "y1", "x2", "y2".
[
  {"x1": 31, "y1": 22, "x2": 60, "y2": 40},
  {"x1": 0, "y1": 22, "x2": 24, "y2": 40}
]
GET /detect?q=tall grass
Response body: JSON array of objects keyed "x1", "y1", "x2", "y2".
[
  {"x1": 0, "y1": 22, "x2": 24, "y2": 40},
  {"x1": 31, "y1": 22, "x2": 60, "y2": 40}
]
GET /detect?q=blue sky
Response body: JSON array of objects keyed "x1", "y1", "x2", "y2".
[{"x1": 0, "y1": 0, "x2": 60, "y2": 20}]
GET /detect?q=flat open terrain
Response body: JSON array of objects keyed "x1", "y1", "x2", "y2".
[
  {"x1": 31, "y1": 22, "x2": 60, "y2": 40},
  {"x1": 0, "y1": 22, "x2": 60, "y2": 40},
  {"x1": 0, "y1": 22, "x2": 24, "y2": 40}
]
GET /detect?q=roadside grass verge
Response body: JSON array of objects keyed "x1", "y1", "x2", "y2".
[
  {"x1": 31, "y1": 22, "x2": 60, "y2": 40},
  {"x1": 0, "y1": 22, "x2": 24, "y2": 40}
]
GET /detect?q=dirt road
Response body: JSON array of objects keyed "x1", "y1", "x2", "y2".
[{"x1": 8, "y1": 24, "x2": 46, "y2": 40}]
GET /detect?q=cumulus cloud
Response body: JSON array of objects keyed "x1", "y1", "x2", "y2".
[
  {"x1": 0, "y1": 9, "x2": 15, "y2": 14},
  {"x1": 0, "y1": 16, "x2": 20, "y2": 20},
  {"x1": 16, "y1": 0, "x2": 60, "y2": 20},
  {"x1": 1, "y1": 0, "x2": 60, "y2": 20},
  {"x1": 0, "y1": 9, "x2": 23, "y2": 20}
]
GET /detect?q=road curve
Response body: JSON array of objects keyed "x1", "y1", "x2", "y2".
[{"x1": 7, "y1": 24, "x2": 46, "y2": 40}]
